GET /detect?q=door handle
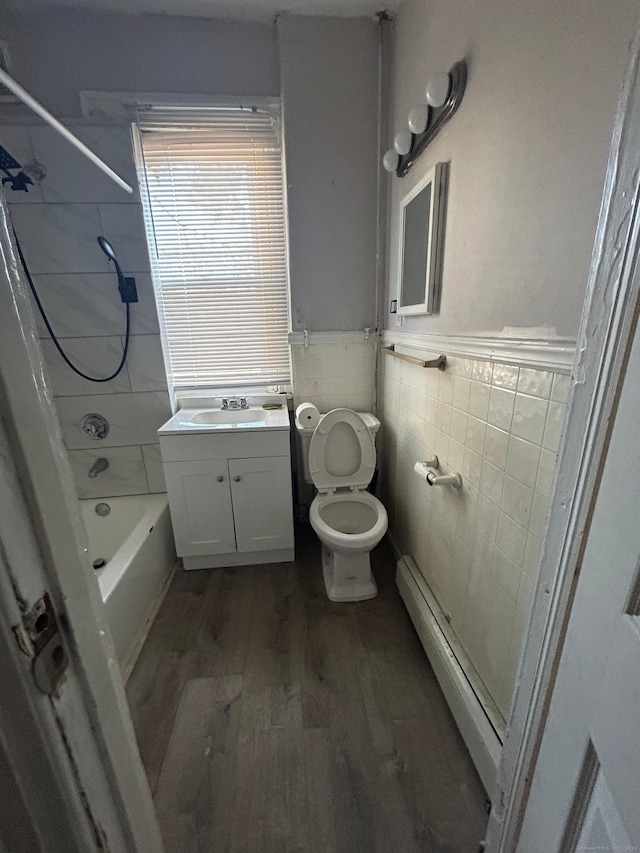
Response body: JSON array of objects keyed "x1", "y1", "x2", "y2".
[
  {"x1": 233, "y1": 475, "x2": 241, "y2": 482},
  {"x1": 217, "y1": 475, "x2": 225, "y2": 482}
]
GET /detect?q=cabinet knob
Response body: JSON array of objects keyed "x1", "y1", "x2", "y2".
[
  {"x1": 233, "y1": 475, "x2": 241, "y2": 482},
  {"x1": 217, "y1": 475, "x2": 225, "y2": 482}
]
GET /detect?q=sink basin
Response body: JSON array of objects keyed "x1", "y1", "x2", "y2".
[
  {"x1": 159, "y1": 400, "x2": 289, "y2": 436},
  {"x1": 189, "y1": 409, "x2": 266, "y2": 425}
]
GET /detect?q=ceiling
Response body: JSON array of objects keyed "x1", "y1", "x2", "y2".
[{"x1": 8, "y1": 0, "x2": 397, "y2": 24}]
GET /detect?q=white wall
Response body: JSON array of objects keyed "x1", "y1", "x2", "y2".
[
  {"x1": 0, "y1": 8, "x2": 279, "y2": 116},
  {"x1": 386, "y1": 0, "x2": 637, "y2": 339},
  {"x1": 278, "y1": 14, "x2": 380, "y2": 333}
]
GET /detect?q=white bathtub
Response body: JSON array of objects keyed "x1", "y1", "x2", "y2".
[{"x1": 80, "y1": 494, "x2": 176, "y2": 678}]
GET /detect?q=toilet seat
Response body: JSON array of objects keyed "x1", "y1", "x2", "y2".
[
  {"x1": 310, "y1": 490, "x2": 388, "y2": 554},
  {"x1": 308, "y1": 408, "x2": 376, "y2": 492}
]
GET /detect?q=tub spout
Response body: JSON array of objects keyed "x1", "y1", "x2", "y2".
[{"x1": 88, "y1": 457, "x2": 109, "y2": 478}]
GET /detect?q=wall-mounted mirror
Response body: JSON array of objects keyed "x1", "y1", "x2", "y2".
[{"x1": 397, "y1": 162, "x2": 447, "y2": 315}]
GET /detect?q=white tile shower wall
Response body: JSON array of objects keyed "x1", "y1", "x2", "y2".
[
  {"x1": 3, "y1": 124, "x2": 168, "y2": 499},
  {"x1": 377, "y1": 350, "x2": 568, "y2": 721},
  {"x1": 291, "y1": 339, "x2": 376, "y2": 412},
  {"x1": 57, "y1": 392, "x2": 171, "y2": 450},
  {"x1": 68, "y1": 447, "x2": 149, "y2": 499}
]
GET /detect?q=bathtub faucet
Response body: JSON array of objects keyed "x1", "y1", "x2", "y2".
[{"x1": 88, "y1": 458, "x2": 109, "y2": 478}]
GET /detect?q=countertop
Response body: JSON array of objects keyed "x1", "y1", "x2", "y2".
[{"x1": 158, "y1": 405, "x2": 290, "y2": 436}]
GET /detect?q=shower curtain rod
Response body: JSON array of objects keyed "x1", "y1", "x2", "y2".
[{"x1": 0, "y1": 68, "x2": 134, "y2": 195}]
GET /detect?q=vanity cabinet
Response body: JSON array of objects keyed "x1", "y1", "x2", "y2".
[
  {"x1": 163, "y1": 458, "x2": 236, "y2": 557},
  {"x1": 227, "y1": 456, "x2": 294, "y2": 553},
  {"x1": 159, "y1": 429, "x2": 294, "y2": 570}
]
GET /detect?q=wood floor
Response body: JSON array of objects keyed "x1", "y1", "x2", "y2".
[{"x1": 126, "y1": 526, "x2": 488, "y2": 852}]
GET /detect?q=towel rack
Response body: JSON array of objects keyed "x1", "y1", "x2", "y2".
[{"x1": 383, "y1": 346, "x2": 446, "y2": 370}]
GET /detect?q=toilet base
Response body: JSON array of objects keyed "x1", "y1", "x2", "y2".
[{"x1": 321, "y1": 545, "x2": 378, "y2": 602}]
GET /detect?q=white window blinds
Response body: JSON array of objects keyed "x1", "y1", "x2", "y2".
[{"x1": 134, "y1": 106, "x2": 290, "y2": 389}]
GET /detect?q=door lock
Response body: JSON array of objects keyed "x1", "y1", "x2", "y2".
[{"x1": 23, "y1": 594, "x2": 69, "y2": 695}]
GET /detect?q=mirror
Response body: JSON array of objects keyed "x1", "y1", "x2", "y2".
[{"x1": 397, "y1": 162, "x2": 447, "y2": 315}]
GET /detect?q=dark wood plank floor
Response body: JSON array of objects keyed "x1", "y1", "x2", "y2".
[{"x1": 127, "y1": 526, "x2": 488, "y2": 852}]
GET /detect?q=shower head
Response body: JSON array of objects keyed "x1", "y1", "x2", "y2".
[
  {"x1": 97, "y1": 236, "x2": 119, "y2": 264},
  {"x1": 97, "y1": 235, "x2": 125, "y2": 282},
  {"x1": 97, "y1": 236, "x2": 138, "y2": 304}
]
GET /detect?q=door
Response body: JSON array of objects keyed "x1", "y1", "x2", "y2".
[
  {"x1": 516, "y1": 302, "x2": 640, "y2": 849},
  {"x1": 0, "y1": 193, "x2": 162, "y2": 848},
  {"x1": 164, "y1": 459, "x2": 236, "y2": 556},
  {"x1": 229, "y1": 456, "x2": 294, "y2": 553}
]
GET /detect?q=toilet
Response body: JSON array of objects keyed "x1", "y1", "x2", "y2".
[{"x1": 302, "y1": 408, "x2": 388, "y2": 602}]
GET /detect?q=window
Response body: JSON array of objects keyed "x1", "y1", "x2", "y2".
[{"x1": 133, "y1": 104, "x2": 290, "y2": 392}]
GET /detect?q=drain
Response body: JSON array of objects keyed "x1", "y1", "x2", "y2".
[
  {"x1": 92, "y1": 558, "x2": 107, "y2": 570},
  {"x1": 95, "y1": 502, "x2": 111, "y2": 516}
]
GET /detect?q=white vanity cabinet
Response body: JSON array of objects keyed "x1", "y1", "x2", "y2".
[
  {"x1": 227, "y1": 456, "x2": 294, "y2": 553},
  {"x1": 162, "y1": 458, "x2": 236, "y2": 558},
  {"x1": 159, "y1": 428, "x2": 295, "y2": 570}
]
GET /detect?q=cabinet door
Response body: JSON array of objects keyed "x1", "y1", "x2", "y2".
[
  {"x1": 164, "y1": 459, "x2": 236, "y2": 556},
  {"x1": 228, "y1": 456, "x2": 294, "y2": 553}
]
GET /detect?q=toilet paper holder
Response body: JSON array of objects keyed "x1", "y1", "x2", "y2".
[
  {"x1": 426, "y1": 470, "x2": 462, "y2": 488},
  {"x1": 414, "y1": 457, "x2": 463, "y2": 489}
]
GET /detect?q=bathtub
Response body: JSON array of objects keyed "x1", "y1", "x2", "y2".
[{"x1": 80, "y1": 494, "x2": 176, "y2": 679}]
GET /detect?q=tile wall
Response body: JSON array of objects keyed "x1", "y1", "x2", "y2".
[
  {"x1": 377, "y1": 348, "x2": 568, "y2": 721},
  {"x1": 290, "y1": 338, "x2": 376, "y2": 412},
  {"x1": 2, "y1": 124, "x2": 169, "y2": 499},
  {"x1": 290, "y1": 337, "x2": 376, "y2": 513}
]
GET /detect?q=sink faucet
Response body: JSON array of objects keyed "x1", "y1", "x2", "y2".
[
  {"x1": 221, "y1": 397, "x2": 249, "y2": 410},
  {"x1": 88, "y1": 458, "x2": 109, "y2": 478}
]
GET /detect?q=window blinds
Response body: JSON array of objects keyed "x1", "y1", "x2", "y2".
[{"x1": 135, "y1": 106, "x2": 290, "y2": 389}]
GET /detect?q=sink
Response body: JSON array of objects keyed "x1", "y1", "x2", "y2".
[
  {"x1": 159, "y1": 399, "x2": 289, "y2": 436},
  {"x1": 189, "y1": 409, "x2": 266, "y2": 425}
]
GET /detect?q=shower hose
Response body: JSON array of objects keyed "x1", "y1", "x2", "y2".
[{"x1": 14, "y1": 230, "x2": 131, "y2": 383}]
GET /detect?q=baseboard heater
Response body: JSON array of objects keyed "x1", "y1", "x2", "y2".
[{"x1": 396, "y1": 553, "x2": 503, "y2": 802}]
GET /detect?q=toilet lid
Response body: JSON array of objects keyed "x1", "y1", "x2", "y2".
[{"x1": 308, "y1": 408, "x2": 376, "y2": 492}]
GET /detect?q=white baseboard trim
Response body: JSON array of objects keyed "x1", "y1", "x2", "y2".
[
  {"x1": 383, "y1": 328, "x2": 575, "y2": 374},
  {"x1": 393, "y1": 549, "x2": 503, "y2": 801}
]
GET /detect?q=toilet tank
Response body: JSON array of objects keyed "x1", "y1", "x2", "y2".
[{"x1": 296, "y1": 411, "x2": 380, "y2": 484}]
